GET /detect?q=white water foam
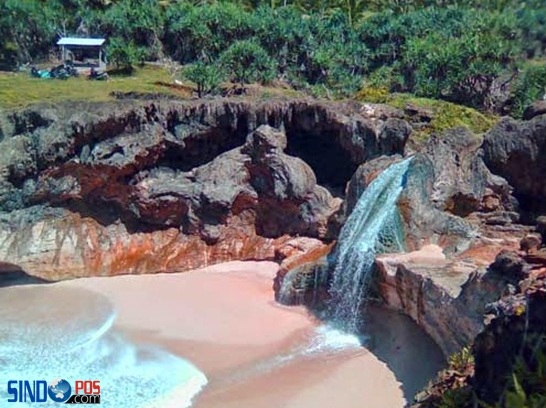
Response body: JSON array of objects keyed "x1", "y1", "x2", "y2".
[
  {"x1": 211, "y1": 323, "x2": 364, "y2": 391},
  {"x1": 0, "y1": 285, "x2": 207, "y2": 407}
]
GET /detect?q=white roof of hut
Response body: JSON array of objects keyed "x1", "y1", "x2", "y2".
[{"x1": 57, "y1": 38, "x2": 106, "y2": 47}]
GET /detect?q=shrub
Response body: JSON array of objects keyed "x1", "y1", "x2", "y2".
[
  {"x1": 511, "y1": 63, "x2": 546, "y2": 118},
  {"x1": 102, "y1": 0, "x2": 164, "y2": 58},
  {"x1": 0, "y1": 0, "x2": 56, "y2": 65},
  {"x1": 106, "y1": 38, "x2": 145, "y2": 72},
  {"x1": 220, "y1": 40, "x2": 276, "y2": 85},
  {"x1": 164, "y1": 2, "x2": 254, "y2": 63},
  {"x1": 183, "y1": 61, "x2": 224, "y2": 97}
]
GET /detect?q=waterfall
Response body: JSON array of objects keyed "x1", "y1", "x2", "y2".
[{"x1": 327, "y1": 157, "x2": 412, "y2": 333}]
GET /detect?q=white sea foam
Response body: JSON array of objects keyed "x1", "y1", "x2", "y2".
[{"x1": 0, "y1": 285, "x2": 207, "y2": 407}]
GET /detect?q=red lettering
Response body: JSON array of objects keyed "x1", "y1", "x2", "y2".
[
  {"x1": 75, "y1": 381, "x2": 84, "y2": 394},
  {"x1": 74, "y1": 380, "x2": 101, "y2": 395},
  {"x1": 92, "y1": 381, "x2": 100, "y2": 394}
]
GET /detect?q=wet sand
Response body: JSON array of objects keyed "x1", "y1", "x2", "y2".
[{"x1": 56, "y1": 261, "x2": 445, "y2": 408}]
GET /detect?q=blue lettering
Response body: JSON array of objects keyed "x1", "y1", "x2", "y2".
[
  {"x1": 24, "y1": 382, "x2": 35, "y2": 402},
  {"x1": 7, "y1": 381, "x2": 17, "y2": 402},
  {"x1": 36, "y1": 381, "x2": 47, "y2": 402}
]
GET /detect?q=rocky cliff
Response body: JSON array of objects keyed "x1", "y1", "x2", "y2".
[
  {"x1": 3, "y1": 97, "x2": 546, "y2": 406},
  {"x1": 276, "y1": 111, "x2": 546, "y2": 361},
  {"x1": 0, "y1": 98, "x2": 409, "y2": 280}
]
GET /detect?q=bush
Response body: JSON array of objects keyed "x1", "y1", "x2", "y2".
[
  {"x1": 102, "y1": 0, "x2": 164, "y2": 59},
  {"x1": 183, "y1": 61, "x2": 224, "y2": 97},
  {"x1": 0, "y1": 0, "x2": 56, "y2": 65},
  {"x1": 164, "y1": 2, "x2": 255, "y2": 63},
  {"x1": 511, "y1": 63, "x2": 546, "y2": 117},
  {"x1": 220, "y1": 40, "x2": 276, "y2": 85},
  {"x1": 106, "y1": 38, "x2": 145, "y2": 72}
]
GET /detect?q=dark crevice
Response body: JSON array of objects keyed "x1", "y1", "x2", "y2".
[
  {"x1": 11, "y1": 111, "x2": 54, "y2": 137},
  {"x1": 285, "y1": 127, "x2": 357, "y2": 197},
  {"x1": 0, "y1": 262, "x2": 49, "y2": 286},
  {"x1": 512, "y1": 193, "x2": 545, "y2": 225},
  {"x1": 156, "y1": 126, "x2": 248, "y2": 172}
]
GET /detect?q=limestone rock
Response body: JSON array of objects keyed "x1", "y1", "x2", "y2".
[
  {"x1": 473, "y1": 271, "x2": 546, "y2": 404},
  {"x1": 536, "y1": 215, "x2": 546, "y2": 242},
  {"x1": 0, "y1": 99, "x2": 408, "y2": 280},
  {"x1": 482, "y1": 115, "x2": 546, "y2": 214},
  {"x1": 520, "y1": 234, "x2": 542, "y2": 253},
  {"x1": 375, "y1": 245, "x2": 511, "y2": 357}
]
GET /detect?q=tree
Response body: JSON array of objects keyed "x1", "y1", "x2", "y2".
[
  {"x1": 106, "y1": 37, "x2": 145, "y2": 71},
  {"x1": 220, "y1": 40, "x2": 276, "y2": 85},
  {"x1": 184, "y1": 61, "x2": 224, "y2": 97},
  {"x1": 402, "y1": 12, "x2": 520, "y2": 108},
  {"x1": 102, "y1": 0, "x2": 165, "y2": 60},
  {"x1": 0, "y1": 0, "x2": 56, "y2": 65}
]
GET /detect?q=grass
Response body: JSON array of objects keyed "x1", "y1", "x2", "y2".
[
  {"x1": 0, "y1": 65, "x2": 306, "y2": 110},
  {"x1": 0, "y1": 65, "x2": 192, "y2": 109},
  {"x1": 355, "y1": 87, "x2": 498, "y2": 141}
]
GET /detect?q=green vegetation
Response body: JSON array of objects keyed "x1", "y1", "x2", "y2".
[
  {"x1": 0, "y1": 0, "x2": 545, "y2": 115},
  {"x1": 356, "y1": 90, "x2": 498, "y2": 138},
  {"x1": 498, "y1": 336, "x2": 546, "y2": 408},
  {"x1": 0, "y1": 66, "x2": 190, "y2": 108},
  {"x1": 511, "y1": 63, "x2": 546, "y2": 117},
  {"x1": 106, "y1": 38, "x2": 146, "y2": 71},
  {"x1": 220, "y1": 40, "x2": 276, "y2": 86},
  {"x1": 183, "y1": 61, "x2": 223, "y2": 97},
  {"x1": 421, "y1": 335, "x2": 546, "y2": 408}
]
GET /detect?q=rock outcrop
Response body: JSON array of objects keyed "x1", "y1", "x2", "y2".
[
  {"x1": 482, "y1": 114, "x2": 546, "y2": 215},
  {"x1": 522, "y1": 100, "x2": 546, "y2": 121},
  {"x1": 341, "y1": 128, "x2": 516, "y2": 253},
  {"x1": 412, "y1": 246, "x2": 546, "y2": 407},
  {"x1": 473, "y1": 248, "x2": 546, "y2": 404},
  {"x1": 276, "y1": 125, "x2": 531, "y2": 361},
  {"x1": 375, "y1": 243, "x2": 518, "y2": 357},
  {"x1": 0, "y1": 99, "x2": 410, "y2": 280}
]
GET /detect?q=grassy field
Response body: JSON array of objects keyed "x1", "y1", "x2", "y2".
[
  {"x1": 0, "y1": 65, "x2": 306, "y2": 110},
  {"x1": 0, "y1": 66, "x2": 193, "y2": 109}
]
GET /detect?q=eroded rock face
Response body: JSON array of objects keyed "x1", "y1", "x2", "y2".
[
  {"x1": 0, "y1": 207, "x2": 338, "y2": 281},
  {"x1": 0, "y1": 124, "x2": 340, "y2": 279},
  {"x1": 275, "y1": 124, "x2": 531, "y2": 363},
  {"x1": 0, "y1": 99, "x2": 409, "y2": 279},
  {"x1": 338, "y1": 128, "x2": 516, "y2": 254},
  {"x1": 375, "y1": 244, "x2": 516, "y2": 357},
  {"x1": 482, "y1": 114, "x2": 546, "y2": 215}
]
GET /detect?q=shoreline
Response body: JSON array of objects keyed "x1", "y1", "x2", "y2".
[{"x1": 2, "y1": 261, "x2": 445, "y2": 407}]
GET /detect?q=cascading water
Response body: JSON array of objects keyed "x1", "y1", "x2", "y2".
[
  {"x1": 327, "y1": 157, "x2": 412, "y2": 333},
  {"x1": 0, "y1": 285, "x2": 207, "y2": 408}
]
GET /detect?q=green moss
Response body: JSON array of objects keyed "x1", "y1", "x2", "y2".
[
  {"x1": 355, "y1": 91, "x2": 498, "y2": 141},
  {"x1": 355, "y1": 86, "x2": 389, "y2": 103},
  {"x1": 0, "y1": 66, "x2": 191, "y2": 109}
]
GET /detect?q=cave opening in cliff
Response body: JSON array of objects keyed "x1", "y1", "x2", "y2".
[
  {"x1": 285, "y1": 128, "x2": 357, "y2": 197},
  {"x1": 158, "y1": 123, "x2": 249, "y2": 172}
]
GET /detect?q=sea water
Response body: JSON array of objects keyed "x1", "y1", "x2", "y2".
[{"x1": 0, "y1": 285, "x2": 207, "y2": 407}]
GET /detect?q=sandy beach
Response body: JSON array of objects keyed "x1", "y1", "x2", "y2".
[{"x1": 1, "y1": 261, "x2": 445, "y2": 408}]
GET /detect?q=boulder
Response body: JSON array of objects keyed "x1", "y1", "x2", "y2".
[
  {"x1": 522, "y1": 100, "x2": 546, "y2": 120},
  {"x1": 520, "y1": 234, "x2": 542, "y2": 254},
  {"x1": 482, "y1": 115, "x2": 546, "y2": 214},
  {"x1": 375, "y1": 245, "x2": 510, "y2": 357}
]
